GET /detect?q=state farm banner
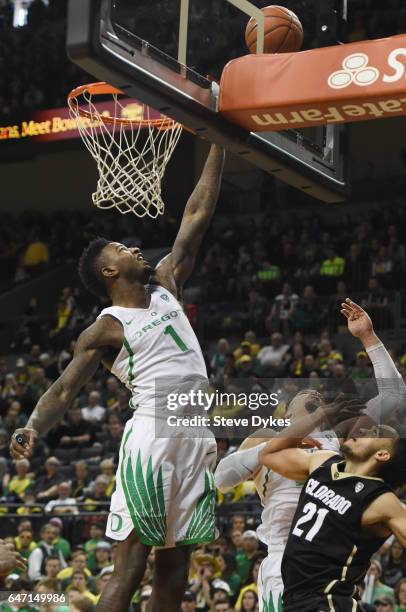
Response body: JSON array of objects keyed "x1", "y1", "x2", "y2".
[
  {"x1": 0, "y1": 98, "x2": 161, "y2": 143},
  {"x1": 219, "y1": 33, "x2": 406, "y2": 132}
]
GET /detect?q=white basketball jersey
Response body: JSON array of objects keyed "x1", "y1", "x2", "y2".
[
  {"x1": 254, "y1": 430, "x2": 340, "y2": 550},
  {"x1": 97, "y1": 285, "x2": 207, "y2": 414}
]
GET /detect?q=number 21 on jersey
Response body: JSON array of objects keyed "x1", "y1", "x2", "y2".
[{"x1": 292, "y1": 502, "x2": 329, "y2": 542}]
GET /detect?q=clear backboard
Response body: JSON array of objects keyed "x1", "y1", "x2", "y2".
[{"x1": 67, "y1": 0, "x2": 348, "y2": 202}]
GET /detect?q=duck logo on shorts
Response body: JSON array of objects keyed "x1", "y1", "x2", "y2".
[
  {"x1": 328, "y1": 53, "x2": 380, "y2": 89},
  {"x1": 160, "y1": 294, "x2": 169, "y2": 301},
  {"x1": 355, "y1": 482, "x2": 364, "y2": 494}
]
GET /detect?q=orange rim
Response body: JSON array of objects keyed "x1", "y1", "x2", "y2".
[{"x1": 67, "y1": 82, "x2": 178, "y2": 129}]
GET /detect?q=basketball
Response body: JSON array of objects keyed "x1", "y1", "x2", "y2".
[{"x1": 245, "y1": 5, "x2": 304, "y2": 54}]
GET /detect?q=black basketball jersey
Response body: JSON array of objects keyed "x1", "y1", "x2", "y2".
[{"x1": 281, "y1": 455, "x2": 393, "y2": 611}]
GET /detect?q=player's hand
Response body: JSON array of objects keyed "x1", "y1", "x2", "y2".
[
  {"x1": 302, "y1": 437, "x2": 322, "y2": 449},
  {"x1": 341, "y1": 298, "x2": 373, "y2": 340},
  {"x1": 322, "y1": 396, "x2": 366, "y2": 429},
  {"x1": 0, "y1": 543, "x2": 27, "y2": 576},
  {"x1": 10, "y1": 428, "x2": 38, "y2": 460}
]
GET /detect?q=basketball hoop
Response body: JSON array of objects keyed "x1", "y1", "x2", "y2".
[{"x1": 67, "y1": 82, "x2": 183, "y2": 218}]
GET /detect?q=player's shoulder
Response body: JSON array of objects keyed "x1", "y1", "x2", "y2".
[
  {"x1": 308, "y1": 450, "x2": 340, "y2": 475},
  {"x1": 75, "y1": 316, "x2": 124, "y2": 352}
]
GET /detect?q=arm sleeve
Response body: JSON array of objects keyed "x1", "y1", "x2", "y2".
[
  {"x1": 364, "y1": 342, "x2": 406, "y2": 425},
  {"x1": 214, "y1": 443, "x2": 267, "y2": 493},
  {"x1": 28, "y1": 548, "x2": 43, "y2": 581}
]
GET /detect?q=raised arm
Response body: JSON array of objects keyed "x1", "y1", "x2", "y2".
[
  {"x1": 154, "y1": 144, "x2": 225, "y2": 296},
  {"x1": 341, "y1": 298, "x2": 406, "y2": 426},
  {"x1": 215, "y1": 389, "x2": 323, "y2": 493},
  {"x1": 9, "y1": 316, "x2": 123, "y2": 460}
]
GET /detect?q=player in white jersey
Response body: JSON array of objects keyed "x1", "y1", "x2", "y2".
[
  {"x1": 215, "y1": 300, "x2": 405, "y2": 612},
  {"x1": 10, "y1": 144, "x2": 225, "y2": 612}
]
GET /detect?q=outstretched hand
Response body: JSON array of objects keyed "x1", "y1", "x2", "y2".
[{"x1": 341, "y1": 298, "x2": 373, "y2": 340}]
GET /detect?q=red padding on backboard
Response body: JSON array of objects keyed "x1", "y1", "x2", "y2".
[{"x1": 219, "y1": 34, "x2": 406, "y2": 132}]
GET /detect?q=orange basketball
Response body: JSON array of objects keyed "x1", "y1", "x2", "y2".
[{"x1": 245, "y1": 5, "x2": 303, "y2": 54}]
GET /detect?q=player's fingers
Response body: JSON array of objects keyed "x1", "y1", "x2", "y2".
[
  {"x1": 9, "y1": 442, "x2": 26, "y2": 460},
  {"x1": 345, "y1": 298, "x2": 363, "y2": 313},
  {"x1": 340, "y1": 309, "x2": 350, "y2": 319},
  {"x1": 303, "y1": 437, "x2": 322, "y2": 448},
  {"x1": 341, "y1": 302, "x2": 353, "y2": 313}
]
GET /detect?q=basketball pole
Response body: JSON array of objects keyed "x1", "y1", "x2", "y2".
[
  {"x1": 178, "y1": 0, "x2": 189, "y2": 65},
  {"x1": 226, "y1": 0, "x2": 265, "y2": 54}
]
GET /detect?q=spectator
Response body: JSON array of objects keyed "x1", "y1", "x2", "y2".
[
  {"x1": 217, "y1": 553, "x2": 241, "y2": 598},
  {"x1": 213, "y1": 603, "x2": 232, "y2": 612},
  {"x1": 48, "y1": 516, "x2": 71, "y2": 560},
  {"x1": 374, "y1": 595, "x2": 395, "y2": 612},
  {"x1": 44, "y1": 555, "x2": 62, "y2": 581},
  {"x1": 13, "y1": 528, "x2": 36, "y2": 564},
  {"x1": 382, "y1": 540, "x2": 406, "y2": 588},
  {"x1": 22, "y1": 235, "x2": 49, "y2": 272},
  {"x1": 239, "y1": 588, "x2": 258, "y2": 611},
  {"x1": 235, "y1": 531, "x2": 259, "y2": 583},
  {"x1": 57, "y1": 406, "x2": 96, "y2": 449},
  {"x1": 267, "y1": 283, "x2": 299, "y2": 334},
  {"x1": 257, "y1": 332, "x2": 290, "y2": 376},
  {"x1": 70, "y1": 461, "x2": 90, "y2": 498},
  {"x1": 352, "y1": 351, "x2": 372, "y2": 380},
  {"x1": 364, "y1": 560, "x2": 395, "y2": 603},
  {"x1": 81, "y1": 391, "x2": 106, "y2": 424},
  {"x1": 45, "y1": 482, "x2": 78, "y2": 515},
  {"x1": 32, "y1": 456, "x2": 62, "y2": 504},
  {"x1": 6, "y1": 459, "x2": 33, "y2": 499},
  {"x1": 66, "y1": 571, "x2": 97, "y2": 605},
  {"x1": 84, "y1": 523, "x2": 105, "y2": 557},
  {"x1": 28, "y1": 523, "x2": 67, "y2": 582},
  {"x1": 103, "y1": 423, "x2": 124, "y2": 460},
  {"x1": 181, "y1": 590, "x2": 197, "y2": 612},
  {"x1": 88, "y1": 542, "x2": 111, "y2": 576},
  {"x1": 395, "y1": 578, "x2": 406, "y2": 612},
  {"x1": 234, "y1": 553, "x2": 265, "y2": 611},
  {"x1": 91, "y1": 569, "x2": 112, "y2": 606},
  {"x1": 320, "y1": 248, "x2": 345, "y2": 277},
  {"x1": 104, "y1": 376, "x2": 120, "y2": 409},
  {"x1": 98, "y1": 459, "x2": 116, "y2": 497},
  {"x1": 82, "y1": 476, "x2": 110, "y2": 512},
  {"x1": 57, "y1": 550, "x2": 93, "y2": 586}
]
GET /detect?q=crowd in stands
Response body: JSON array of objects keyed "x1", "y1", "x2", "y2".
[
  {"x1": 0, "y1": 0, "x2": 405, "y2": 113},
  {"x1": 2, "y1": 201, "x2": 406, "y2": 346}
]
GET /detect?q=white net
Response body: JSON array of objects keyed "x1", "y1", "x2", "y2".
[{"x1": 68, "y1": 87, "x2": 183, "y2": 218}]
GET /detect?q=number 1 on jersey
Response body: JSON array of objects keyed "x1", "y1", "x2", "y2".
[{"x1": 164, "y1": 325, "x2": 188, "y2": 352}]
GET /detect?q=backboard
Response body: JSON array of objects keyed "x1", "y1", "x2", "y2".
[{"x1": 67, "y1": 0, "x2": 348, "y2": 202}]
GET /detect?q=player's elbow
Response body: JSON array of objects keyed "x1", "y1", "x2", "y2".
[{"x1": 213, "y1": 466, "x2": 237, "y2": 493}]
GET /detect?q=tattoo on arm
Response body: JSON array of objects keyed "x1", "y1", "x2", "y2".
[
  {"x1": 154, "y1": 145, "x2": 225, "y2": 294},
  {"x1": 26, "y1": 317, "x2": 122, "y2": 436}
]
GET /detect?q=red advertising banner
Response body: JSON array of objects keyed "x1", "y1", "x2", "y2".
[
  {"x1": 0, "y1": 98, "x2": 162, "y2": 142},
  {"x1": 219, "y1": 33, "x2": 406, "y2": 132}
]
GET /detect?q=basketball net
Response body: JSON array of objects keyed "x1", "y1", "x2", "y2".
[{"x1": 68, "y1": 83, "x2": 183, "y2": 218}]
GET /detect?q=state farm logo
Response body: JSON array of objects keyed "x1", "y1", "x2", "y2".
[{"x1": 328, "y1": 53, "x2": 380, "y2": 89}]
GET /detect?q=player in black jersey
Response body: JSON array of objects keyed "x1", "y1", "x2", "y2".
[{"x1": 259, "y1": 416, "x2": 406, "y2": 612}]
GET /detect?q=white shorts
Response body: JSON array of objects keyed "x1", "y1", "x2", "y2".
[
  {"x1": 258, "y1": 548, "x2": 284, "y2": 612},
  {"x1": 105, "y1": 414, "x2": 217, "y2": 548}
]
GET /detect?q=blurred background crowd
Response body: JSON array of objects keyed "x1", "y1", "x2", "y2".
[{"x1": 1, "y1": 0, "x2": 406, "y2": 611}]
